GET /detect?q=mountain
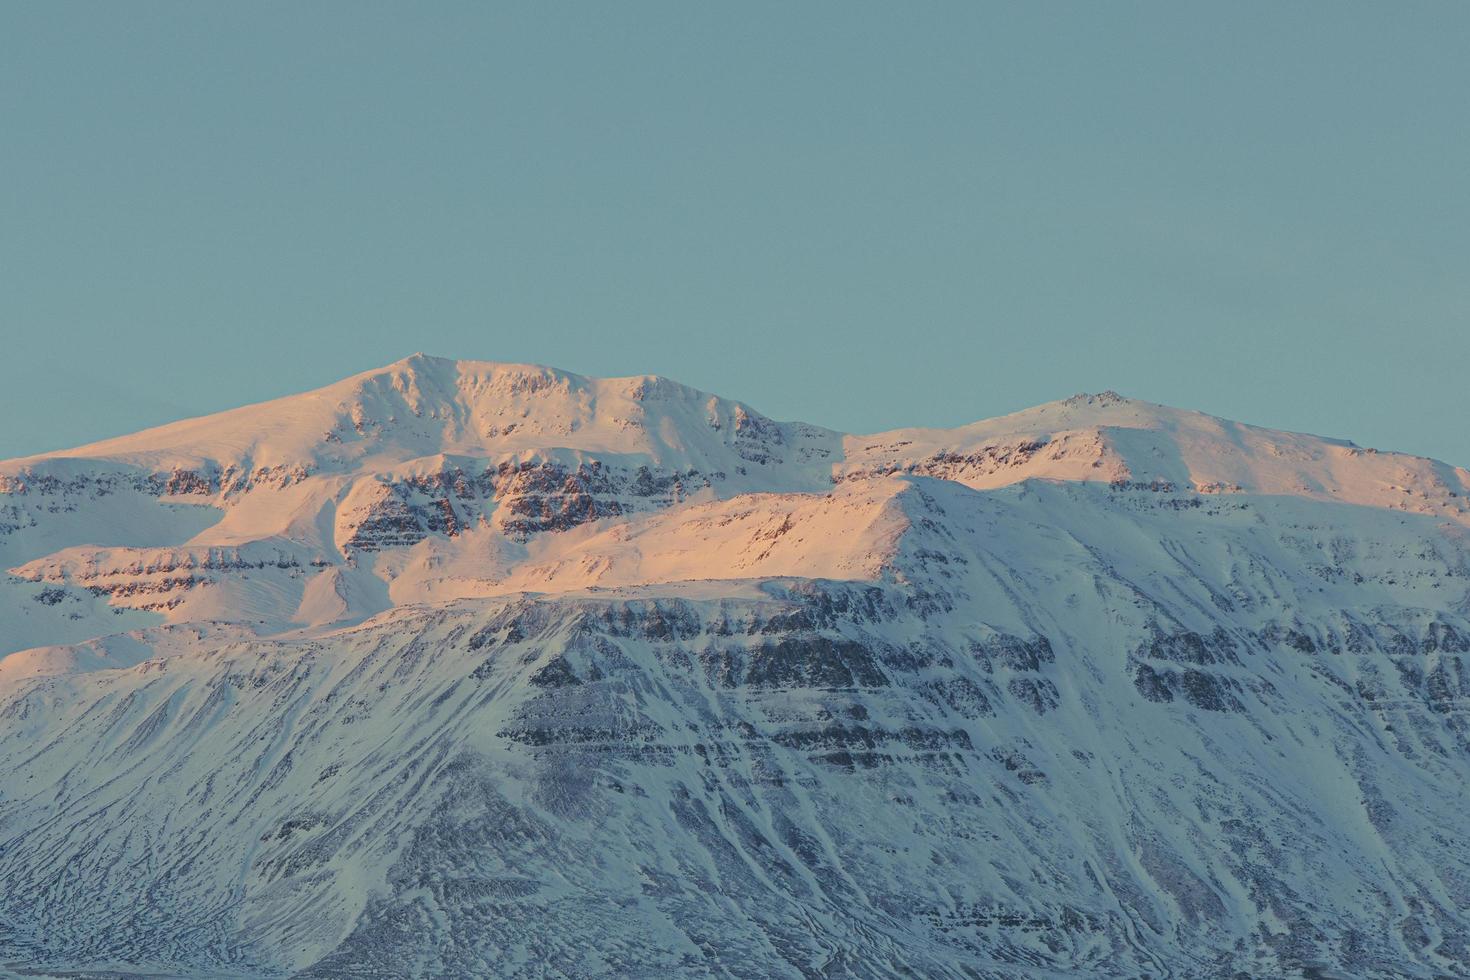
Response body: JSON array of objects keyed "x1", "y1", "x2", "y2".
[{"x1": 3, "y1": 356, "x2": 1470, "y2": 978}]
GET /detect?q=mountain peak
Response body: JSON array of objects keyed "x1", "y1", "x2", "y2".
[
  {"x1": 1060, "y1": 389, "x2": 1130, "y2": 409},
  {"x1": 7, "y1": 358, "x2": 1468, "y2": 530}
]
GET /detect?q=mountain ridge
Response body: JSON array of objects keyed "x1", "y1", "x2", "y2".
[
  {"x1": 3, "y1": 356, "x2": 1470, "y2": 977},
  {"x1": 0, "y1": 353, "x2": 1394, "y2": 467},
  {"x1": 3, "y1": 357, "x2": 1469, "y2": 663},
  {"x1": 10, "y1": 354, "x2": 1467, "y2": 514}
]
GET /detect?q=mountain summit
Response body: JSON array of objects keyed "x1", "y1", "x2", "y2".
[{"x1": 3, "y1": 358, "x2": 1469, "y2": 977}]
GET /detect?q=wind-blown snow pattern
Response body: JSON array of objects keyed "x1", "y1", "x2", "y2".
[{"x1": 3, "y1": 356, "x2": 1470, "y2": 978}]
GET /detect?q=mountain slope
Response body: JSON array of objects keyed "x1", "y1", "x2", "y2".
[
  {"x1": 2, "y1": 357, "x2": 1469, "y2": 978},
  {"x1": 0, "y1": 355, "x2": 841, "y2": 657}
]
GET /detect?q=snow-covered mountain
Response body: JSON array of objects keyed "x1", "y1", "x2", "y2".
[{"x1": 3, "y1": 355, "x2": 1469, "y2": 977}]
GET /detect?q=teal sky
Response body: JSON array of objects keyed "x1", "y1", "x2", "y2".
[{"x1": 3, "y1": 3, "x2": 1468, "y2": 463}]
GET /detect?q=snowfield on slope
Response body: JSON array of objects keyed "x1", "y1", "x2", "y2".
[{"x1": 3, "y1": 356, "x2": 1470, "y2": 978}]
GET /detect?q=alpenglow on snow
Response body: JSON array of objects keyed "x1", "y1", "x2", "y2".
[{"x1": 3, "y1": 355, "x2": 1470, "y2": 978}]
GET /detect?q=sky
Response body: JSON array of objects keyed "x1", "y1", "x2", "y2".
[{"x1": 3, "y1": 3, "x2": 1468, "y2": 464}]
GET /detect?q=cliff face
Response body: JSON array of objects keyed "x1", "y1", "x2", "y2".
[{"x1": 3, "y1": 358, "x2": 1470, "y2": 977}]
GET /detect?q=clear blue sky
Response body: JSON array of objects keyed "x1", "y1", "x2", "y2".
[{"x1": 3, "y1": 3, "x2": 1468, "y2": 463}]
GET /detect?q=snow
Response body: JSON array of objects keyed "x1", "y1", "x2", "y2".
[{"x1": 3, "y1": 358, "x2": 1470, "y2": 976}]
